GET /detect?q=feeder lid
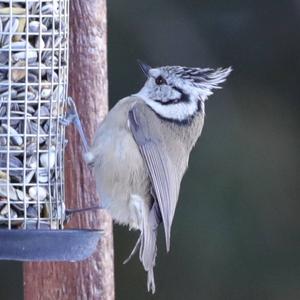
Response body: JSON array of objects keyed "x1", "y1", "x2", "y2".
[{"x1": 0, "y1": 229, "x2": 101, "y2": 261}]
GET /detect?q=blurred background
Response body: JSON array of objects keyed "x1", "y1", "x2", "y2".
[
  {"x1": 108, "y1": 0, "x2": 300, "y2": 299},
  {"x1": 1, "y1": 0, "x2": 300, "y2": 299}
]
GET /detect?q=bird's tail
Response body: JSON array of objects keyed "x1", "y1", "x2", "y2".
[{"x1": 124, "y1": 202, "x2": 161, "y2": 294}]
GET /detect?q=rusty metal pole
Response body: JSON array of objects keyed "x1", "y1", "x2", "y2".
[{"x1": 23, "y1": 1, "x2": 115, "y2": 299}]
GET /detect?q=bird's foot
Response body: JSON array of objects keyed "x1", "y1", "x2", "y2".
[{"x1": 61, "y1": 97, "x2": 89, "y2": 153}]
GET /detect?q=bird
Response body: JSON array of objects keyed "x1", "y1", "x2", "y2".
[{"x1": 65, "y1": 61, "x2": 232, "y2": 293}]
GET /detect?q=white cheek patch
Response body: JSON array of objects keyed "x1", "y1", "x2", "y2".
[{"x1": 143, "y1": 97, "x2": 198, "y2": 121}]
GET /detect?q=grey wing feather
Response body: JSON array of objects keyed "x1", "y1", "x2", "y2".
[{"x1": 129, "y1": 104, "x2": 179, "y2": 251}]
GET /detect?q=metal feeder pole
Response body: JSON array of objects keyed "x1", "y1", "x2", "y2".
[{"x1": 23, "y1": 0, "x2": 114, "y2": 299}]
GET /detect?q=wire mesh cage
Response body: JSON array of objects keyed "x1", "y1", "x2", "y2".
[{"x1": 0, "y1": 0, "x2": 100, "y2": 261}]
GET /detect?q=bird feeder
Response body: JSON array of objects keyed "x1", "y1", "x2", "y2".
[{"x1": 0, "y1": 0, "x2": 100, "y2": 261}]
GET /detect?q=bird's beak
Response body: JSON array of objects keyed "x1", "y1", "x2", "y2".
[{"x1": 137, "y1": 59, "x2": 151, "y2": 77}]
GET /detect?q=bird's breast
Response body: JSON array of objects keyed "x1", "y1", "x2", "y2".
[{"x1": 90, "y1": 123, "x2": 151, "y2": 227}]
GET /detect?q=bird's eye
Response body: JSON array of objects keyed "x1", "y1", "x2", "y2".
[{"x1": 155, "y1": 76, "x2": 166, "y2": 85}]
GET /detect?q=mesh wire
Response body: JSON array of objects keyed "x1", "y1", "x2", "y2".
[{"x1": 0, "y1": 0, "x2": 69, "y2": 229}]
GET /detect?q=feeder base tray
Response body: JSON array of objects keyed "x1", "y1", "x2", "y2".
[{"x1": 0, "y1": 229, "x2": 101, "y2": 261}]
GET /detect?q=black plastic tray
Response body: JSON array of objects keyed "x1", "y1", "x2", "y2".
[{"x1": 0, "y1": 229, "x2": 101, "y2": 261}]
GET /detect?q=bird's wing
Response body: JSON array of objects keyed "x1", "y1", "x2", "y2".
[{"x1": 128, "y1": 103, "x2": 179, "y2": 251}]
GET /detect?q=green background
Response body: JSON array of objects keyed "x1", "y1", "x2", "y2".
[
  {"x1": 108, "y1": 1, "x2": 300, "y2": 299},
  {"x1": 1, "y1": 1, "x2": 300, "y2": 299}
]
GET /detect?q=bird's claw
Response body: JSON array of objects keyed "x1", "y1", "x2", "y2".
[{"x1": 62, "y1": 97, "x2": 89, "y2": 153}]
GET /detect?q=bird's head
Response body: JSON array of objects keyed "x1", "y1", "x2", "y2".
[{"x1": 134, "y1": 60, "x2": 232, "y2": 123}]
